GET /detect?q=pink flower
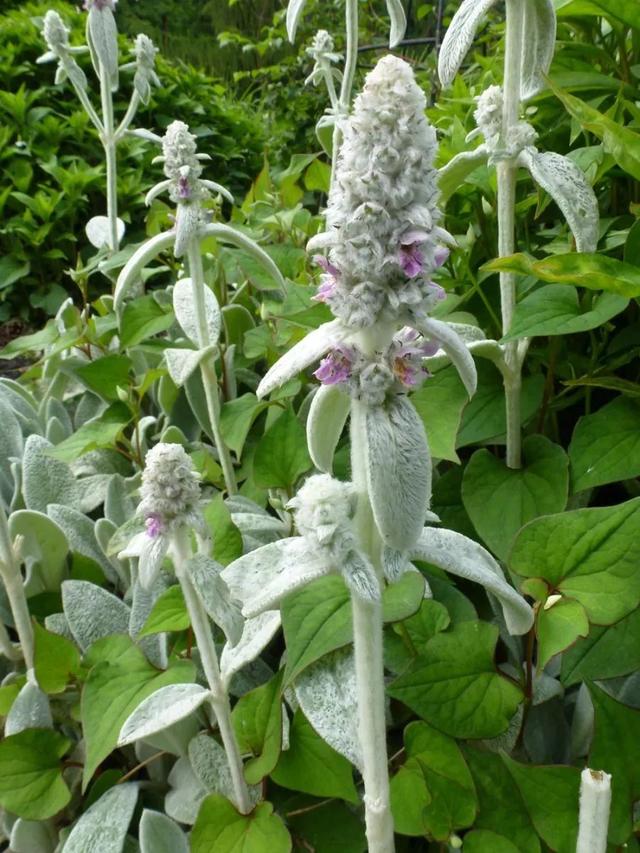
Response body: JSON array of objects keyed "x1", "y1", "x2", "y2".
[
  {"x1": 177, "y1": 175, "x2": 192, "y2": 200},
  {"x1": 145, "y1": 513, "x2": 164, "y2": 539},
  {"x1": 434, "y1": 246, "x2": 450, "y2": 268},
  {"x1": 314, "y1": 345, "x2": 356, "y2": 386},
  {"x1": 312, "y1": 255, "x2": 340, "y2": 303},
  {"x1": 399, "y1": 241, "x2": 424, "y2": 278},
  {"x1": 391, "y1": 328, "x2": 439, "y2": 388}
]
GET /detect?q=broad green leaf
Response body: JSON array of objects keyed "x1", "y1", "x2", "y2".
[
  {"x1": 33, "y1": 621, "x2": 81, "y2": 694},
  {"x1": 462, "y1": 435, "x2": 569, "y2": 560},
  {"x1": 220, "y1": 393, "x2": 269, "y2": 458},
  {"x1": 536, "y1": 597, "x2": 589, "y2": 669},
  {"x1": 504, "y1": 285, "x2": 627, "y2": 340},
  {"x1": 288, "y1": 800, "x2": 366, "y2": 853},
  {"x1": 591, "y1": 0, "x2": 640, "y2": 27},
  {"x1": 503, "y1": 756, "x2": 580, "y2": 853},
  {"x1": 191, "y1": 796, "x2": 291, "y2": 853},
  {"x1": 411, "y1": 365, "x2": 469, "y2": 462},
  {"x1": 463, "y1": 748, "x2": 540, "y2": 853},
  {"x1": 139, "y1": 586, "x2": 189, "y2": 636},
  {"x1": 561, "y1": 608, "x2": 640, "y2": 686},
  {"x1": 0, "y1": 730, "x2": 71, "y2": 820},
  {"x1": 204, "y1": 494, "x2": 243, "y2": 566},
  {"x1": 485, "y1": 252, "x2": 640, "y2": 298},
  {"x1": 47, "y1": 402, "x2": 131, "y2": 462},
  {"x1": 569, "y1": 396, "x2": 640, "y2": 492},
  {"x1": 232, "y1": 671, "x2": 283, "y2": 785},
  {"x1": 120, "y1": 295, "x2": 174, "y2": 347},
  {"x1": 271, "y1": 709, "x2": 358, "y2": 803},
  {"x1": 462, "y1": 830, "x2": 520, "y2": 853},
  {"x1": 81, "y1": 634, "x2": 195, "y2": 788},
  {"x1": 589, "y1": 684, "x2": 640, "y2": 845},
  {"x1": 282, "y1": 572, "x2": 424, "y2": 685},
  {"x1": 75, "y1": 355, "x2": 133, "y2": 401},
  {"x1": 390, "y1": 721, "x2": 477, "y2": 839},
  {"x1": 388, "y1": 622, "x2": 523, "y2": 739},
  {"x1": 510, "y1": 498, "x2": 640, "y2": 625},
  {"x1": 253, "y1": 408, "x2": 312, "y2": 489}
]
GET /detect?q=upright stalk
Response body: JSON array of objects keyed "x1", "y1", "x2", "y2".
[
  {"x1": 172, "y1": 529, "x2": 250, "y2": 814},
  {"x1": 99, "y1": 67, "x2": 120, "y2": 252},
  {"x1": 0, "y1": 508, "x2": 34, "y2": 671},
  {"x1": 330, "y1": 0, "x2": 359, "y2": 190},
  {"x1": 497, "y1": 0, "x2": 525, "y2": 468},
  {"x1": 186, "y1": 241, "x2": 238, "y2": 495},
  {"x1": 349, "y1": 399, "x2": 394, "y2": 853}
]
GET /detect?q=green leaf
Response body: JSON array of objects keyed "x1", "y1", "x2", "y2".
[
  {"x1": 388, "y1": 622, "x2": 523, "y2": 739},
  {"x1": 536, "y1": 597, "x2": 589, "y2": 669},
  {"x1": 569, "y1": 396, "x2": 640, "y2": 492},
  {"x1": 462, "y1": 830, "x2": 520, "y2": 853},
  {"x1": 271, "y1": 709, "x2": 358, "y2": 803},
  {"x1": 561, "y1": 607, "x2": 640, "y2": 686},
  {"x1": 590, "y1": 0, "x2": 640, "y2": 26},
  {"x1": 304, "y1": 159, "x2": 331, "y2": 193},
  {"x1": 589, "y1": 684, "x2": 640, "y2": 845},
  {"x1": 81, "y1": 634, "x2": 195, "y2": 788},
  {"x1": 220, "y1": 393, "x2": 269, "y2": 458},
  {"x1": 282, "y1": 572, "x2": 424, "y2": 685},
  {"x1": 463, "y1": 748, "x2": 540, "y2": 853},
  {"x1": 509, "y1": 498, "x2": 640, "y2": 625},
  {"x1": 411, "y1": 365, "x2": 469, "y2": 462},
  {"x1": 75, "y1": 355, "x2": 133, "y2": 401},
  {"x1": 139, "y1": 586, "x2": 190, "y2": 636},
  {"x1": 503, "y1": 756, "x2": 580, "y2": 853},
  {"x1": 288, "y1": 800, "x2": 366, "y2": 853},
  {"x1": 0, "y1": 729, "x2": 71, "y2": 820},
  {"x1": 47, "y1": 402, "x2": 131, "y2": 462},
  {"x1": 390, "y1": 721, "x2": 477, "y2": 839},
  {"x1": 191, "y1": 796, "x2": 291, "y2": 853},
  {"x1": 503, "y1": 285, "x2": 627, "y2": 340},
  {"x1": 33, "y1": 620, "x2": 81, "y2": 694},
  {"x1": 204, "y1": 494, "x2": 243, "y2": 566},
  {"x1": 120, "y1": 295, "x2": 174, "y2": 347},
  {"x1": 232, "y1": 671, "x2": 283, "y2": 785},
  {"x1": 253, "y1": 408, "x2": 312, "y2": 489},
  {"x1": 485, "y1": 252, "x2": 640, "y2": 298},
  {"x1": 462, "y1": 435, "x2": 569, "y2": 560}
]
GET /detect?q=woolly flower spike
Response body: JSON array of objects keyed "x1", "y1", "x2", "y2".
[
  {"x1": 120, "y1": 443, "x2": 202, "y2": 589},
  {"x1": 311, "y1": 55, "x2": 452, "y2": 328},
  {"x1": 38, "y1": 11, "x2": 88, "y2": 90},
  {"x1": 132, "y1": 34, "x2": 160, "y2": 105},
  {"x1": 473, "y1": 86, "x2": 537, "y2": 161},
  {"x1": 305, "y1": 30, "x2": 342, "y2": 89}
]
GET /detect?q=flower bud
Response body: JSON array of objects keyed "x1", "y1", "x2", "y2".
[{"x1": 139, "y1": 442, "x2": 201, "y2": 533}]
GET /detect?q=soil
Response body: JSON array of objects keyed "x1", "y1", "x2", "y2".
[{"x1": 0, "y1": 320, "x2": 33, "y2": 379}]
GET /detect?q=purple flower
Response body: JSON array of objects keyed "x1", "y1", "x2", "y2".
[
  {"x1": 312, "y1": 255, "x2": 339, "y2": 303},
  {"x1": 391, "y1": 328, "x2": 438, "y2": 388},
  {"x1": 434, "y1": 246, "x2": 450, "y2": 268},
  {"x1": 177, "y1": 175, "x2": 191, "y2": 200},
  {"x1": 399, "y1": 241, "x2": 424, "y2": 278},
  {"x1": 314, "y1": 346, "x2": 356, "y2": 386},
  {"x1": 426, "y1": 281, "x2": 447, "y2": 303},
  {"x1": 145, "y1": 513, "x2": 164, "y2": 539}
]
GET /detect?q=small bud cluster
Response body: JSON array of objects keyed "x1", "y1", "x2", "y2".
[
  {"x1": 133, "y1": 34, "x2": 160, "y2": 105},
  {"x1": 161, "y1": 121, "x2": 208, "y2": 205},
  {"x1": 139, "y1": 443, "x2": 201, "y2": 538},
  {"x1": 39, "y1": 10, "x2": 88, "y2": 90},
  {"x1": 305, "y1": 30, "x2": 342, "y2": 88},
  {"x1": 474, "y1": 85, "x2": 537, "y2": 160}
]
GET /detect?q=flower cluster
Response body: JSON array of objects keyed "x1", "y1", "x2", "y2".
[
  {"x1": 473, "y1": 85, "x2": 537, "y2": 160},
  {"x1": 305, "y1": 30, "x2": 342, "y2": 89},
  {"x1": 310, "y1": 55, "x2": 452, "y2": 328},
  {"x1": 133, "y1": 34, "x2": 160, "y2": 105},
  {"x1": 161, "y1": 121, "x2": 209, "y2": 206}
]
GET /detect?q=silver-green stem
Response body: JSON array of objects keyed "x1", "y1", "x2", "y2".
[
  {"x1": 330, "y1": 0, "x2": 359, "y2": 191},
  {"x1": 186, "y1": 239, "x2": 238, "y2": 495},
  {"x1": 0, "y1": 507, "x2": 34, "y2": 671},
  {"x1": 349, "y1": 398, "x2": 395, "y2": 853},
  {"x1": 498, "y1": 0, "x2": 525, "y2": 469},
  {"x1": 172, "y1": 528, "x2": 251, "y2": 814},
  {"x1": 115, "y1": 91, "x2": 141, "y2": 142},
  {"x1": 99, "y1": 66, "x2": 120, "y2": 252},
  {"x1": 68, "y1": 72, "x2": 104, "y2": 131}
]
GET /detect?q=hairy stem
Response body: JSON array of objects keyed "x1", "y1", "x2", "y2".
[
  {"x1": 349, "y1": 399, "x2": 395, "y2": 853},
  {"x1": 498, "y1": 0, "x2": 525, "y2": 468},
  {"x1": 115, "y1": 90, "x2": 141, "y2": 142},
  {"x1": 330, "y1": 0, "x2": 359, "y2": 191},
  {"x1": 99, "y1": 66, "x2": 119, "y2": 252},
  {"x1": 172, "y1": 529, "x2": 251, "y2": 814},
  {"x1": 186, "y1": 239, "x2": 238, "y2": 495},
  {"x1": 0, "y1": 508, "x2": 34, "y2": 671}
]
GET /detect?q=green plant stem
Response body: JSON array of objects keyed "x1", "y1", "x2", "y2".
[
  {"x1": 186, "y1": 239, "x2": 238, "y2": 495},
  {"x1": 172, "y1": 528, "x2": 251, "y2": 814},
  {"x1": 99, "y1": 66, "x2": 119, "y2": 252},
  {"x1": 115, "y1": 91, "x2": 141, "y2": 142},
  {"x1": 497, "y1": 0, "x2": 526, "y2": 469},
  {"x1": 349, "y1": 398, "x2": 395, "y2": 853},
  {"x1": 0, "y1": 507, "x2": 34, "y2": 671}
]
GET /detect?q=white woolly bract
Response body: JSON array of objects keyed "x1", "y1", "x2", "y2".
[
  {"x1": 364, "y1": 395, "x2": 431, "y2": 551},
  {"x1": 162, "y1": 121, "x2": 203, "y2": 184},
  {"x1": 306, "y1": 384, "x2": 351, "y2": 473},
  {"x1": 576, "y1": 767, "x2": 611, "y2": 853},
  {"x1": 289, "y1": 473, "x2": 357, "y2": 541},
  {"x1": 139, "y1": 443, "x2": 201, "y2": 529}
]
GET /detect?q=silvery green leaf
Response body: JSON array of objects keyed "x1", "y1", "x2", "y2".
[
  {"x1": 145, "y1": 180, "x2": 172, "y2": 207},
  {"x1": 45, "y1": 398, "x2": 72, "y2": 435},
  {"x1": 80, "y1": 475, "x2": 115, "y2": 514},
  {"x1": 188, "y1": 554, "x2": 244, "y2": 646},
  {"x1": 114, "y1": 231, "x2": 175, "y2": 310},
  {"x1": 86, "y1": 216, "x2": 126, "y2": 249},
  {"x1": 174, "y1": 204, "x2": 202, "y2": 259},
  {"x1": 257, "y1": 319, "x2": 344, "y2": 398},
  {"x1": 9, "y1": 510, "x2": 68, "y2": 595},
  {"x1": 520, "y1": 0, "x2": 556, "y2": 100},
  {"x1": 438, "y1": 145, "x2": 489, "y2": 204},
  {"x1": 0, "y1": 396, "x2": 24, "y2": 500},
  {"x1": 62, "y1": 579, "x2": 131, "y2": 651},
  {"x1": 165, "y1": 756, "x2": 207, "y2": 825},
  {"x1": 10, "y1": 818, "x2": 57, "y2": 853},
  {"x1": 364, "y1": 396, "x2": 431, "y2": 552},
  {"x1": 437, "y1": 0, "x2": 498, "y2": 86},
  {"x1": 44, "y1": 612, "x2": 73, "y2": 640},
  {"x1": 533, "y1": 670, "x2": 563, "y2": 706},
  {"x1": 220, "y1": 611, "x2": 281, "y2": 687},
  {"x1": 22, "y1": 434, "x2": 80, "y2": 513},
  {"x1": 48, "y1": 504, "x2": 118, "y2": 583},
  {"x1": 342, "y1": 551, "x2": 380, "y2": 602},
  {"x1": 130, "y1": 577, "x2": 168, "y2": 668},
  {"x1": 105, "y1": 474, "x2": 137, "y2": 527},
  {"x1": 570, "y1": 682, "x2": 593, "y2": 759},
  {"x1": 521, "y1": 148, "x2": 599, "y2": 253},
  {"x1": 386, "y1": 0, "x2": 407, "y2": 47},
  {"x1": 139, "y1": 810, "x2": 188, "y2": 853},
  {"x1": 188, "y1": 733, "x2": 262, "y2": 808},
  {"x1": 229, "y1": 510, "x2": 288, "y2": 552},
  {"x1": 294, "y1": 648, "x2": 362, "y2": 770},
  {"x1": 173, "y1": 276, "x2": 222, "y2": 349},
  {"x1": 415, "y1": 316, "x2": 477, "y2": 396},
  {"x1": 221, "y1": 538, "x2": 331, "y2": 619},
  {"x1": 286, "y1": 0, "x2": 308, "y2": 42},
  {"x1": 87, "y1": 5, "x2": 119, "y2": 89},
  {"x1": 307, "y1": 384, "x2": 350, "y2": 473},
  {"x1": 164, "y1": 347, "x2": 209, "y2": 387},
  {"x1": 62, "y1": 783, "x2": 138, "y2": 853},
  {"x1": 408, "y1": 527, "x2": 534, "y2": 635},
  {"x1": 119, "y1": 684, "x2": 211, "y2": 746},
  {"x1": 5, "y1": 680, "x2": 52, "y2": 736},
  {"x1": 46, "y1": 416, "x2": 68, "y2": 444}
]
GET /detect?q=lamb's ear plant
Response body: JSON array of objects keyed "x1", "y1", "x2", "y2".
[
  {"x1": 437, "y1": 0, "x2": 599, "y2": 468},
  {"x1": 223, "y1": 55, "x2": 533, "y2": 852},
  {"x1": 38, "y1": 0, "x2": 160, "y2": 253}
]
